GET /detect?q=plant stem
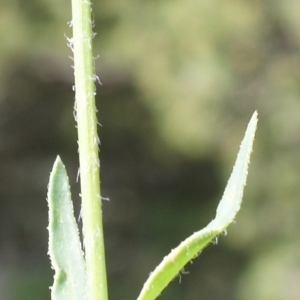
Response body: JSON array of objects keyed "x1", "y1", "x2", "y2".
[{"x1": 71, "y1": 1, "x2": 108, "y2": 300}]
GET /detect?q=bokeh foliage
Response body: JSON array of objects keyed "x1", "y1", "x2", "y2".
[{"x1": 0, "y1": 1, "x2": 300, "y2": 299}]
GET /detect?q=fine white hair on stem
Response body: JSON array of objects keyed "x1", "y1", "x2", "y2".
[
  {"x1": 177, "y1": 267, "x2": 189, "y2": 284},
  {"x1": 73, "y1": 101, "x2": 78, "y2": 122},
  {"x1": 96, "y1": 136, "x2": 101, "y2": 146},
  {"x1": 93, "y1": 74, "x2": 102, "y2": 85},
  {"x1": 101, "y1": 196, "x2": 110, "y2": 201},
  {"x1": 76, "y1": 168, "x2": 80, "y2": 182},
  {"x1": 78, "y1": 209, "x2": 82, "y2": 222},
  {"x1": 65, "y1": 34, "x2": 74, "y2": 52}
]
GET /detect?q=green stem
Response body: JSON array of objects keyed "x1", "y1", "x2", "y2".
[{"x1": 71, "y1": 1, "x2": 108, "y2": 300}]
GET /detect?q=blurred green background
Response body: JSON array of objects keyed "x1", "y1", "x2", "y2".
[{"x1": 0, "y1": 0, "x2": 300, "y2": 299}]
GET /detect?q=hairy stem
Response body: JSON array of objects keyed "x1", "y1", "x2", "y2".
[{"x1": 71, "y1": 0, "x2": 108, "y2": 299}]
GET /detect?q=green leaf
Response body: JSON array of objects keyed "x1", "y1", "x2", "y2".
[
  {"x1": 137, "y1": 111, "x2": 258, "y2": 300},
  {"x1": 47, "y1": 156, "x2": 88, "y2": 300}
]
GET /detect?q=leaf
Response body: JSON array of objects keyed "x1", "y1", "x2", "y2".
[
  {"x1": 47, "y1": 156, "x2": 88, "y2": 300},
  {"x1": 136, "y1": 111, "x2": 258, "y2": 300}
]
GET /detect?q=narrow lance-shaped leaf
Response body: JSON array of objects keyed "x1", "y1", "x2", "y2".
[
  {"x1": 47, "y1": 156, "x2": 88, "y2": 300},
  {"x1": 137, "y1": 111, "x2": 258, "y2": 300}
]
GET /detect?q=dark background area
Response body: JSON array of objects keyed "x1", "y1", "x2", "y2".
[{"x1": 1, "y1": 1, "x2": 300, "y2": 299}]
